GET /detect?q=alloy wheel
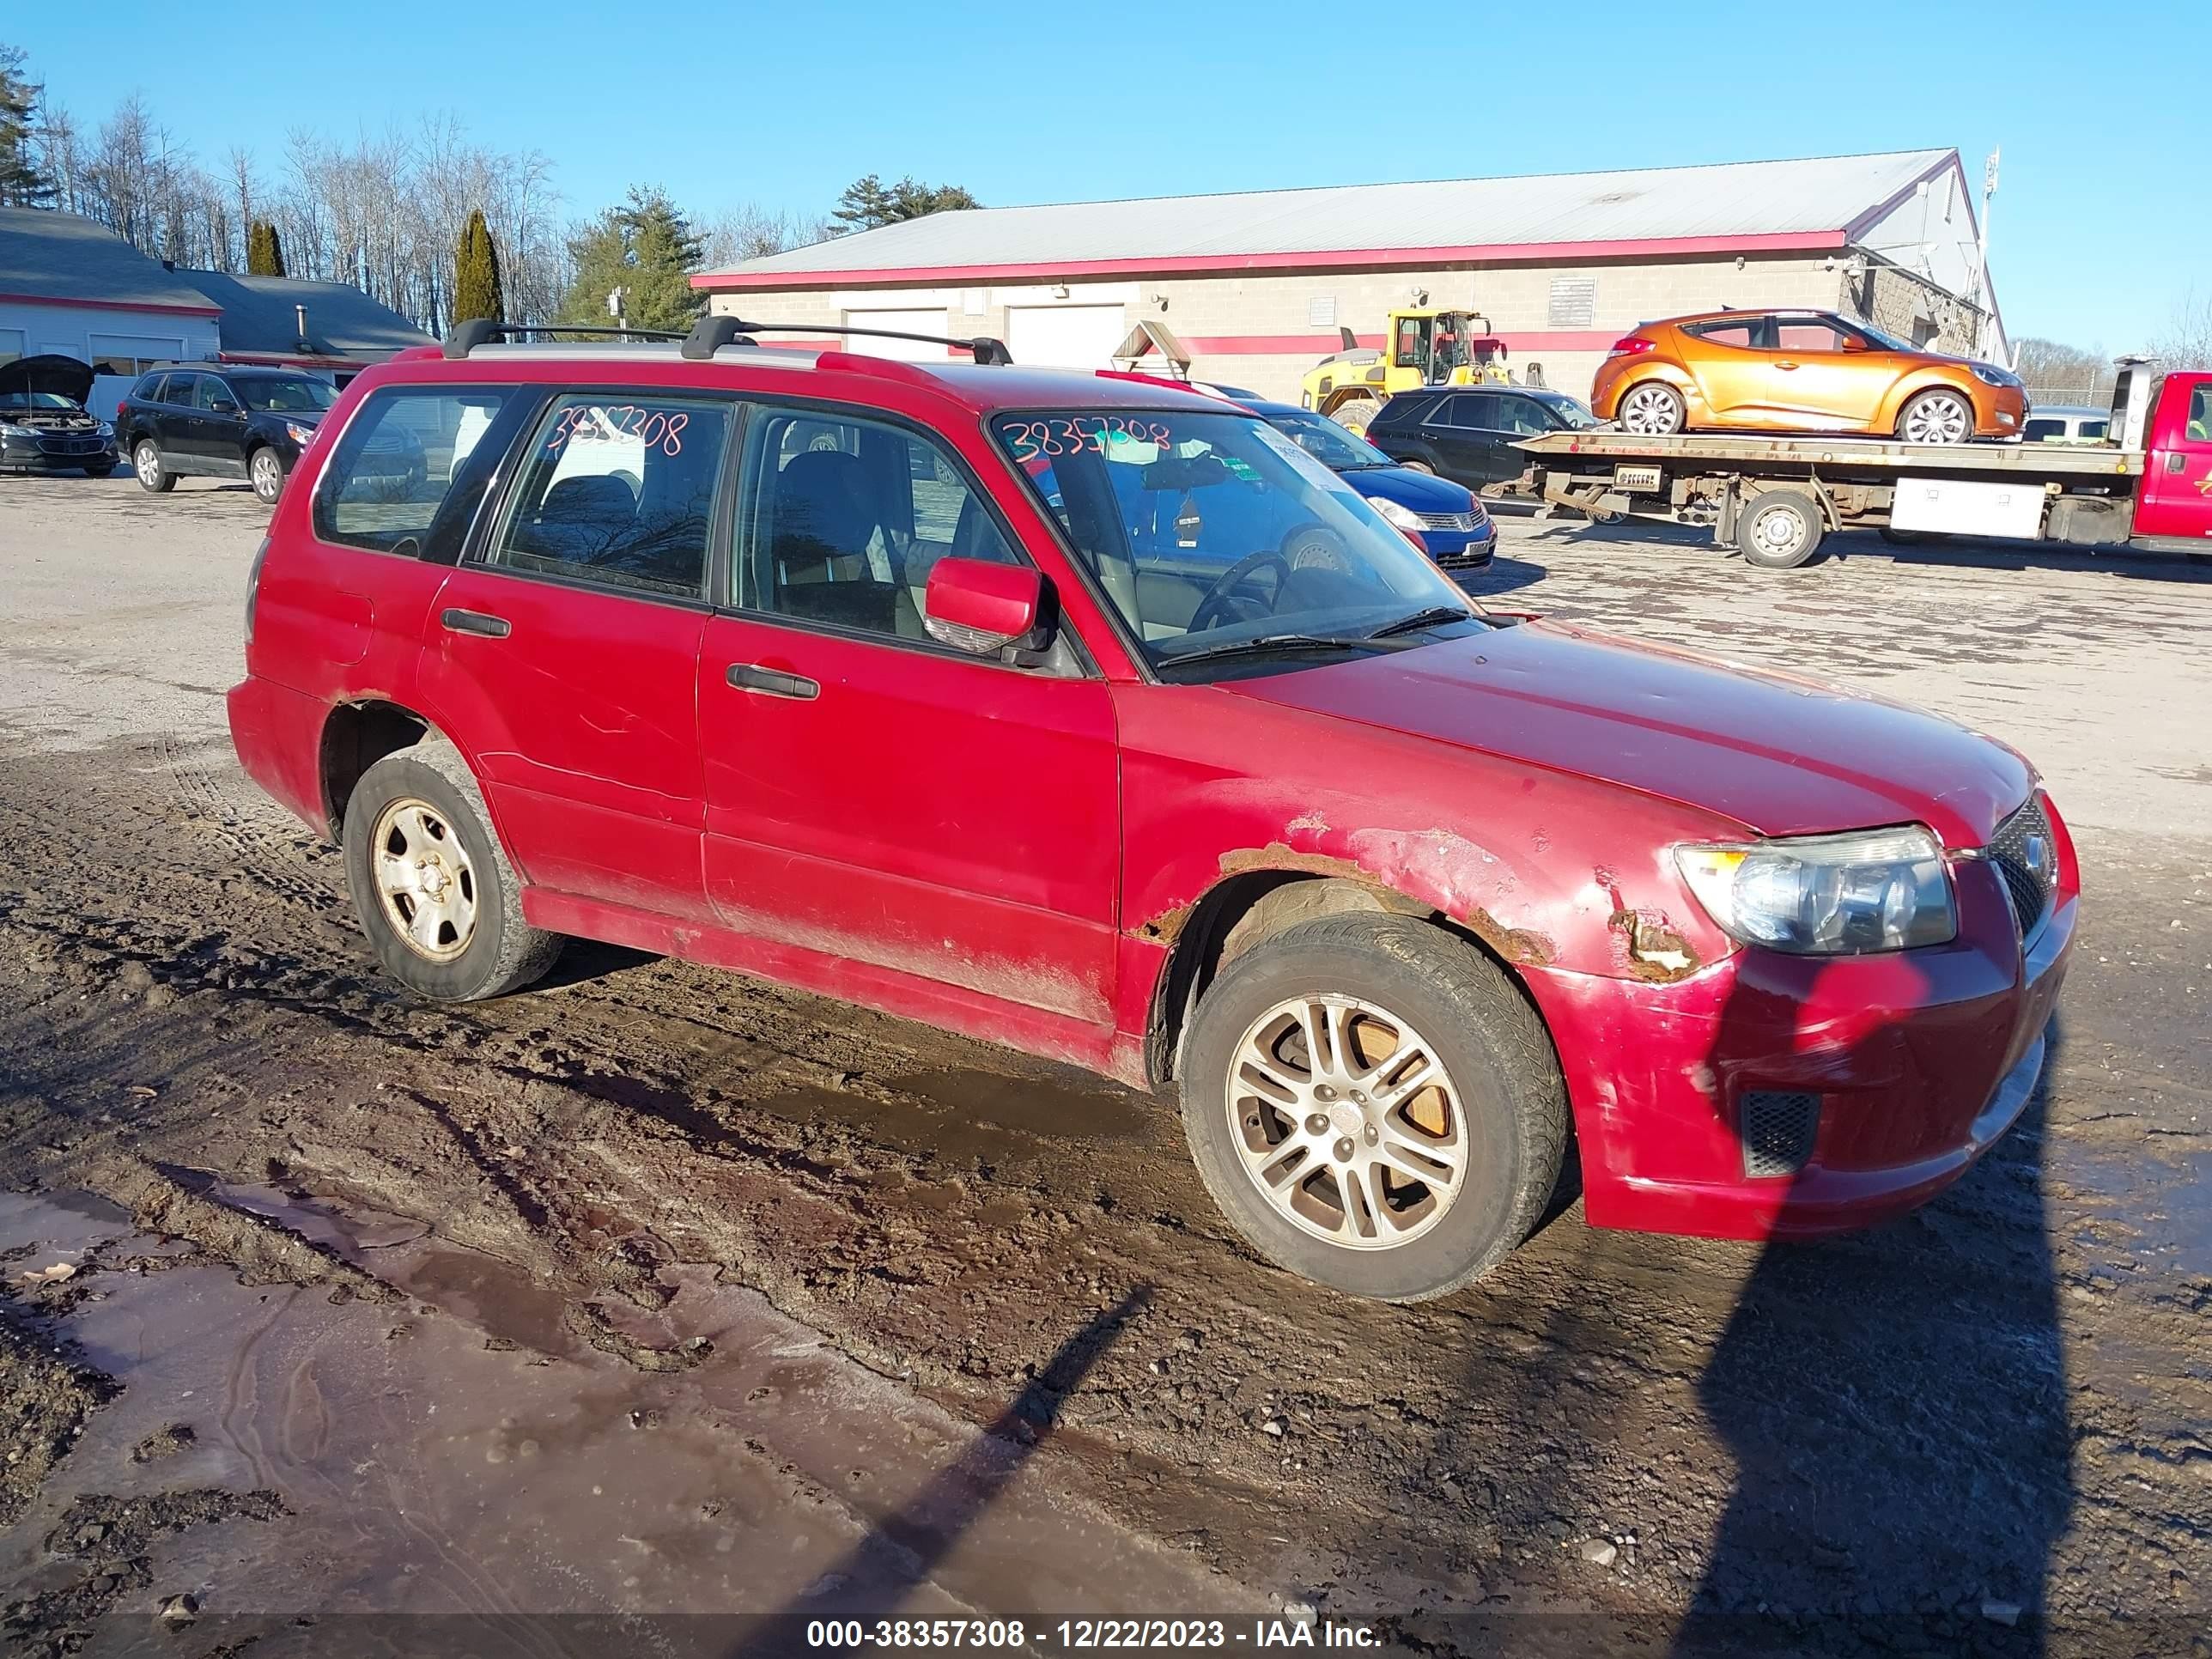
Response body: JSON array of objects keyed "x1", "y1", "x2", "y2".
[
  {"x1": 370, "y1": 797, "x2": 478, "y2": 961},
  {"x1": 251, "y1": 449, "x2": 283, "y2": 501},
  {"x1": 135, "y1": 443, "x2": 159, "y2": 483},
  {"x1": 1225, "y1": 994, "x2": 1468, "y2": 1250},
  {"x1": 1902, "y1": 392, "x2": 1972, "y2": 445},
  {"x1": 1618, "y1": 385, "x2": 1683, "y2": 434}
]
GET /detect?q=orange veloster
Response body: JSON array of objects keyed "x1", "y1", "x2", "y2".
[{"x1": 1589, "y1": 309, "x2": 2027, "y2": 444}]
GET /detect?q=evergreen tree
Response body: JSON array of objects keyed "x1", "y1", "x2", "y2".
[
  {"x1": 246, "y1": 219, "x2": 288, "y2": 276},
  {"x1": 452, "y1": 208, "x2": 504, "y2": 325},
  {"x1": 556, "y1": 186, "x2": 705, "y2": 335},
  {"x1": 830, "y1": 173, "x2": 980, "y2": 234},
  {"x1": 0, "y1": 45, "x2": 54, "y2": 207}
]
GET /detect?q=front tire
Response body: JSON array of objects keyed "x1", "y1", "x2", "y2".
[
  {"x1": 1330, "y1": 400, "x2": 1378, "y2": 435},
  {"x1": 1898, "y1": 388, "x2": 1974, "y2": 446},
  {"x1": 1179, "y1": 913, "x2": 1566, "y2": 1302},
  {"x1": 1616, "y1": 381, "x2": 1686, "y2": 434},
  {"x1": 133, "y1": 441, "x2": 174, "y2": 492},
  {"x1": 249, "y1": 446, "x2": 286, "y2": 504},
  {"x1": 341, "y1": 741, "x2": 562, "y2": 1001}
]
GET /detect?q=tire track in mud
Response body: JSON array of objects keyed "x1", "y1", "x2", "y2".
[{"x1": 2, "y1": 733, "x2": 2208, "y2": 1642}]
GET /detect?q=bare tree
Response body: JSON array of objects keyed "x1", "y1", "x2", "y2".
[
  {"x1": 2149, "y1": 289, "x2": 2212, "y2": 369},
  {"x1": 699, "y1": 202, "x2": 827, "y2": 270}
]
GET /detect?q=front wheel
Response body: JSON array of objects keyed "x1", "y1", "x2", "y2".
[
  {"x1": 1179, "y1": 913, "x2": 1567, "y2": 1302},
  {"x1": 249, "y1": 447, "x2": 286, "y2": 504},
  {"x1": 133, "y1": 441, "x2": 174, "y2": 492},
  {"x1": 1898, "y1": 388, "x2": 1974, "y2": 446},
  {"x1": 341, "y1": 740, "x2": 562, "y2": 1001}
]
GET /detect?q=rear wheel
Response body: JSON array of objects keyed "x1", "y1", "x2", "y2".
[
  {"x1": 249, "y1": 446, "x2": 286, "y2": 504},
  {"x1": 1330, "y1": 399, "x2": 1378, "y2": 435},
  {"x1": 1898, "y1": 388, "x2": 1973, "y2": 445},
  {"x1": 133, "y1": 441, "x2": 174, "y2": 493},
  {"x1": 341, "y1": 740, "x2": 562, "y2": 1001},
  {"x1": 1179, "y1": 913, "x2": 1566, "y2": 1302},
  {"x1": 1616, "y1": 381, "x2": 1686, "y2": 434},
  {"x1": 1398, "y1": 459, "x2": 1435, "y2": 474},
  {"x1": 1735, "y1": 489, "x2": 1826, "y2": 569}
]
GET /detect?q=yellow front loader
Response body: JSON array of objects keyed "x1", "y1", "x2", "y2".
[{"x1": 1298, "y1": 309, "x2": 1510, "y2": 433}]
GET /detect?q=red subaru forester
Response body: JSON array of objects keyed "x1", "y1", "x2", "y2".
[{"x1": 227, "y1": 317, "x2": 2076, "y2": 1302}]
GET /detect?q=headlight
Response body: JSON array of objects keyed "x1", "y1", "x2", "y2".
[
  {"x1": 94, "y1": 420, "x2": 114, "y2": 438},
  {"x1": 0, "y1": 422, "x2": 32, "y2": 439},
  {"x1": 1674, "y1": 825, "x2": 1956, "y2": 955},
  {"x1": 284, "y1": 422, "x2": 317, "y2": 445},
  {"x1": 1968, "y1": 362, "x2": 2020, "y2": 388},
  {"x1": 1371, "y1": 495, "x2": 1426, "y2": 532}
]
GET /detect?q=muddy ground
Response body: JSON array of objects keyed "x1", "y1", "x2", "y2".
[{"x1": 1, "y1": 476, "x2": 2207, "y2": 1657}]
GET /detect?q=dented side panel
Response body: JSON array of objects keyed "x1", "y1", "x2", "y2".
[{"x1": 1109, "y1": 678, "x2": 1743, "y2": 1031}]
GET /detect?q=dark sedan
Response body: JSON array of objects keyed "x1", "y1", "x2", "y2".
[
  {"x1": 0, "y1": 356, "x2": 119, "y2": 477},
  {"x1": 1237, "y1": 398, "x2": 1494, "y2": 570}
]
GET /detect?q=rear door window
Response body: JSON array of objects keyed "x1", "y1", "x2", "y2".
[
  {"x1": 1686, "y1": 319, "x2": 1764, "y2": 349},
  {"x1": 489, "y1": 393, "x2": 733, "y2": 600},
  {"x1": 1439, "y1": 392, "x2": 1501, "y2": 430},
  {"x1": 133, "y1": 374, "x2": 168, "y2": 403},
  {"x1": 314, "y1": 386, "x2": 524, "y2": 558},
  {"x1": 1493, "y1": 397, "x2": 1556, "y2": 436}
]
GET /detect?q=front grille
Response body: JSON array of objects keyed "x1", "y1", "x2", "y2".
[
  {"x1": 1986, "y1": 794, "x2": 2057, "y2": 938},
  {"x1": 1740, "y1": 1091, "x2": 1820, "y2": 1178},
  {"x1": 38, "y1": 436, "x2": 103, "y2": 455},
  {"x1": 1431, "y1": 547, "x2": 1491, "y2": 570},
  {"x1": 1417, "y1": 509, "x2": 1486, "y2": 532}
]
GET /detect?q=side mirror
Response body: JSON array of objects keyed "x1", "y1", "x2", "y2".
[
  {"x1": 924, "y1": 557, "x2": 1048, "y2": 657},
  {"x1": 1840, "y1": 337, "x2": 1869, "y2": 353},
  {"x1": 211, "y1": 399, "x2": 240, "y2": 416}
]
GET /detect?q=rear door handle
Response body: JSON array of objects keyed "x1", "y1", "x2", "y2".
[
  {"x1": 441, "y1": 607, "x2": 511, "y2": 639},
  {"x1": 725, "y1": 663, "x2": 819, "y2": 701},
  {"x1": 1774, "y1": 360, "x2": 1800, "y2": 370}
]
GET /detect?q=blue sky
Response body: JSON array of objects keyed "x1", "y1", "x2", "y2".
[{"x1": 13, "y1": 2, "x2": 2203, "y2": 352}]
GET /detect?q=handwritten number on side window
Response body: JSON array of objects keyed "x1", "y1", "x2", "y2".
[{"x1": 544, "y1": 404, "x2": 688, "y2": 458}]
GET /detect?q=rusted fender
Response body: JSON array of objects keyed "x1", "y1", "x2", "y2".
[{"x1": 1114, "y1": 685, "x2": 1746, "y2": 982}]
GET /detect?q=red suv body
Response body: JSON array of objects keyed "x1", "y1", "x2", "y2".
[{"x1": 228, "y1": 326, "x2": 2075, "y2": 1301}]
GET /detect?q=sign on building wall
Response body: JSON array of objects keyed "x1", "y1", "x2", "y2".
[{"x1": 1307, "y1": 295, "x2": 1338, "y2": 328}]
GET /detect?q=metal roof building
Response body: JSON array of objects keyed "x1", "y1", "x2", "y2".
[
  {"x1": 172, "y1": 270, "x2": 432, "y2": 376},
  {"x1": 696, "y1": 149, "x2": 2005, "y2": 407},
  {"x1": 0, "y1": 206, "x2": 222, "y2": 386}
]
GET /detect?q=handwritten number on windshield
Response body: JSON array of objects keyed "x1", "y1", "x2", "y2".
[{"x1": 1004, "y1": 416, "x2": 1173, "y2": 463}]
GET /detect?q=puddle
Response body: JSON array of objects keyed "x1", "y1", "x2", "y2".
[
  {"x1": 890, "y1": 1069, "x2": 1150, "y2": 1140},
  {"x1": 0, "y1": 1188, "x2": 1248, "y2": 1650}
]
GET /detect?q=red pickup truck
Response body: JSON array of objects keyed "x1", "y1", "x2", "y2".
[{"x1": 227, "y1": 317, "x2": 2076, "y2": 1302}]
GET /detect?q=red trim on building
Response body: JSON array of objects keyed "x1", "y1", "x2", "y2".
[
  {"x1": 692, "y1": 230, "x2": 1847, "y2": 292},
  {"x1": 1179, "y1": 329, "x2": 1620, "y2": 356},
  {"x1": 0, "y1": 290, "x2": 221, "y2": 317}
]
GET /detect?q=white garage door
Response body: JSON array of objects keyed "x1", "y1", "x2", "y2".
[
  {"x1": 841, "y1": 307, "x2": 949, "y2": 362},
  {"x1": 1006, "y1": 305, "x2": 1126, "y2": 370}
]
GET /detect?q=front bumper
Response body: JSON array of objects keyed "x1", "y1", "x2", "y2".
[
  {"x1": 1426, "y1": 523, "x2": 1497, "y2": 571},
  {"x1": 0, "y1": 432, "x2": 118, "y2": 471},
  {"x1": 1521, "y1": 809, "x2": 2077, "y2": 1242},
  {"x1": 1978, "y1": 385, "x2": 2029, "y2": 438}
]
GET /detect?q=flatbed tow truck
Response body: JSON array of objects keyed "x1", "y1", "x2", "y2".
[{"x1": 1505, "y1": 358, "x2": 2211, "y2": 569}]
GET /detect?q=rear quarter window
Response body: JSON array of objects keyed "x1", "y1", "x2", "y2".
[
  {"x1": 1375, "y1": 393, "x2": 1436, "y2": 428},
  {"x1": 313, "y1": 386, "x2": 521, "y2": 558}
]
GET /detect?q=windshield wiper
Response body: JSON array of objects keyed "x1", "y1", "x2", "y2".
[
  {"x1": 1156, "y1": 633, "x2": 1379, "y2": 669},
  {"x1": 1364, "y1": 605, "x2": 1480, "y2": 640}
]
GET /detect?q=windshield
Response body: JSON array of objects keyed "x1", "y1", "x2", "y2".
[
  {"x1": 1852, "y1": 320, "x2": 1918, "y2": 353},
  {"x1": 0, "y1": 391, "x2": 78, "y2": 410},
  {"x1": 1536, "y1": 393, "x2": 1601, "y2": 430},
  {"x1": 1261, "y1": 409, "x2": 1393, "y2": 470},
  {"x1": 237, "y1": 376, "x2": 337, "y2": 413},
  {"x1": 993, "y1": 410, "x2": 1475, "y2": 673}
]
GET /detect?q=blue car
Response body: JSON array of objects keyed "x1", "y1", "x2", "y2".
[{"x1": 1237, "y1": 398, "x2": 1494, "y2": 570}]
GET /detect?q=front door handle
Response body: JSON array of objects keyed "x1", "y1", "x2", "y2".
[
  {"x1": 441, "y1": 607, "x2": 511, "y2": 639},
  {"x1": 2166, "y1": 453, "x2": 2187, "y2": 474},
  {"x1": 1774, "y1": 360, "x2": 1800, "y2": 371},
  {"x1": 725, "y1": 663, "x2": 819, "y2": 701}
]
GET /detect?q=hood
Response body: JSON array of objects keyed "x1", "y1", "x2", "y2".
[
  {"x1": 1225, "y1": 622, "x2": 2032, "y2": 848},
  {"x1": 0, "y1": 354, "x2": 94, "y2": 405},
  {"x1": 1346, "y1": 465, "x2": 1479, "y2": 514}
]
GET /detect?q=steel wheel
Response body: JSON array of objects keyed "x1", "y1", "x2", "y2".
[
  {"x1": 1617, "y1": 383, "x2": 1685, "y2": 434},
  {"x1": 250, "y1": 447, "x2": 284, "y2": 502},
  {"x1": 370, "y1": 797, "x2": 478, "y2": 962},
  {"x1": 1900, "y1": 390, "x2": 1972, "y2": 445},
  {"x1": 1226, "y1": 994, "x2": 1468, "y2": 1251}
]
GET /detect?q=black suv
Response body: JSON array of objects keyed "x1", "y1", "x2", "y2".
[
  {"x1": 116, "y1": 365, "x2": 422, "y2": 505},
  {"x1": 1365, "y1": 386, "x2": 1601, "y2": 491}
]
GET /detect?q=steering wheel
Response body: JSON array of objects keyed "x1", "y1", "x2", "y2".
[{"x1": 1188, "y1": 550, "x2": 1293, "y2": 635}]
